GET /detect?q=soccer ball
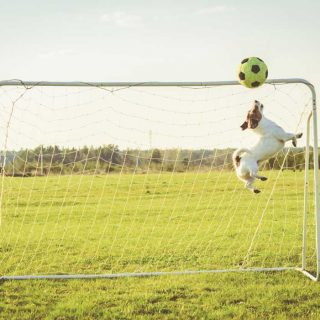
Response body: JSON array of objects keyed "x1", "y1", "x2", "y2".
[{"x1": 237, "y1": 57, "x2": 268, "y2": 88}]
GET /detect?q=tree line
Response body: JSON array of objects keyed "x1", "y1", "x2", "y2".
[{"x1": 0, "y1": 144, "x2": 315, "y2": 176}]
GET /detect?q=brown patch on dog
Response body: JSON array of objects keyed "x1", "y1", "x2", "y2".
[
  {"x1": 235, "y1": 155, "x2": 241, "y2": 166},
  {"x1": 241, "y1": 103, "x2": 262, "y2": 130}
]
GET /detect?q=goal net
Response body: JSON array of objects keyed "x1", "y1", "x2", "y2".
[{"x1": 0, "y1": 79, "x2": 318, "y2": 279}]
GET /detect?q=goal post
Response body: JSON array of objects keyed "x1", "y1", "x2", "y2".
[
  {"x1": 302, "y1": 82, "x2": 319, "y2": 281},
  {"x1": 0, "y1": 78, "x2": 318, "y2": 281}
]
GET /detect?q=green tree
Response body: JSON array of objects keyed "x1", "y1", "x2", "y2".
[{"x1": 151, "y1": 149, "x2": 162, "y2": 164}]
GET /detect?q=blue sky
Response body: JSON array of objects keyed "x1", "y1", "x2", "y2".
[{"x1": 0, "y1": 0, "x2": 319, "y2": 84}]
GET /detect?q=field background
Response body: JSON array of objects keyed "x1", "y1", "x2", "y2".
[
  {"x1": 1, "y1": 170, "x2": 319, "y2": 319},
  {"x1": 1, "y1": 0, "x2": 319, "y2": 316}
]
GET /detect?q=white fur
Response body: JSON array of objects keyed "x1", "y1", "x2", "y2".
[{"x1": 233, "y1": 101, "x2": 302, "y2": 193}]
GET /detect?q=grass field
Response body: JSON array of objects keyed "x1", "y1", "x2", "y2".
[{"x1": 1, "y1": 170, "x2": 319, "y2": 319}]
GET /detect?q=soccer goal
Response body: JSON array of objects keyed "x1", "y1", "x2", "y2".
[{"x1": 0, "y1": 79, "x2": 318, "y2": 281}]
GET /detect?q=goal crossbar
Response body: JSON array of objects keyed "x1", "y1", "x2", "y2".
[{"x1": 0, "y1": 78, "x2": 315, "y2": 88}]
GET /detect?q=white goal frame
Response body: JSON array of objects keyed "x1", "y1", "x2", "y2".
[{"x1": 0, "y1": 78, "x2": 318, "y2": 281}]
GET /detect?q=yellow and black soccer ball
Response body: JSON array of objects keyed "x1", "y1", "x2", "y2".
[{"x1": 237, "y1": 57, "x2": 268, "y2": 88}]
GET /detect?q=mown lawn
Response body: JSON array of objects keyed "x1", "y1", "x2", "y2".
[{"x1": 0, "y1": 170, "x2": 319, "y2": 319}]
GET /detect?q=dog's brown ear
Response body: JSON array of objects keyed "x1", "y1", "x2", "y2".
[{"x1": 240, "y1": 121, "x2": 248, "y2": 130}]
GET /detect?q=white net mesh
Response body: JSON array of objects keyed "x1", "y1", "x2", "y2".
[{"x1": 0, "y1": 81, "x2": 316, "y2": 276}]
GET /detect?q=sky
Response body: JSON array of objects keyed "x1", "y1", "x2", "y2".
[
  {"x1": 0, "y1": 0, "x2": 319, "y2": 149},
  {"x1": 1, "y1": 0, "x2": 319, "y2": 83}
]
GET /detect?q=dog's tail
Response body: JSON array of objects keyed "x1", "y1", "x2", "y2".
[{"x1": 232, "y1": 148, "x2": 251, "y2": 167}]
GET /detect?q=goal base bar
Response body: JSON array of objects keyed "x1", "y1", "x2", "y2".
[
  {"x1": 1, "y1": 267, "x2": 310, "y2": 281},
  {"x1": 297, "y1": 268, "x2": 318, "y2": 281}
]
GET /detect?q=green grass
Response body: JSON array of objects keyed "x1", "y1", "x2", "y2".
[{"x1": 0, "y1": 170, "x2": 319, "y2": 319}]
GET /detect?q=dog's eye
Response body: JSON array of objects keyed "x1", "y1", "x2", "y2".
[{"x1": 261, "y1": 104, "x2": 264, "y2": 109}]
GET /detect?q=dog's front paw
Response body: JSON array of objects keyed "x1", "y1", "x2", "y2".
[
  {"x1": 292, "y1": 138, "x2": 297, "y2": 147},
  {"x1": 292, "y1": 133, "x2": 302, "y2": 147}
]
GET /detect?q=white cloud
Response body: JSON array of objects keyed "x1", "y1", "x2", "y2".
[
  {"x1": 100, "y1": 11, "x2": 143, "y2": 27},
  {"x1": 196, "y1": 5, "x2": 235, "y2": 15}
]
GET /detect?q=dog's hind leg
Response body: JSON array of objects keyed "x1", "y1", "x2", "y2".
[
  {"x1": 245, "y1": 178, "x2": 260, "y2": 194},
  {"x1": 249, "y1": 167, "x2": 267, "y2": 182},
  {"x1": 253, "y1": 174, "x2": 267, "y2": 181}
]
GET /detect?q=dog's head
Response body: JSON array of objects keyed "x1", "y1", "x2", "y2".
[{"x1": 240, "y1": 100, "x2": 264, "y2": 130}]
